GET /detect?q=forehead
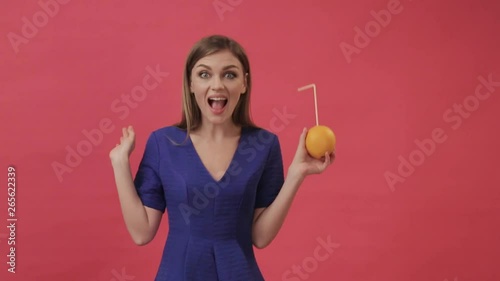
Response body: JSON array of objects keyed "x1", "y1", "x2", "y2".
[{"x1": 194, "y1": 50, "x2": 242, "y2": 70}]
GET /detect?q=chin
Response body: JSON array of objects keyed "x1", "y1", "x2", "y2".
[{"x1": 205, "y1": 114, "x2": 231, "y2": 125}]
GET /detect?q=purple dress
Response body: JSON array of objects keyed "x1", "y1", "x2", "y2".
[{"x1": 133, "y1": 125, "x2": 284, "y2": 281}]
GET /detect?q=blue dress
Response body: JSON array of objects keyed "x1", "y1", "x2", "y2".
[{"x1": 133, "y1": 125, "x2": 285, "y2": 281}]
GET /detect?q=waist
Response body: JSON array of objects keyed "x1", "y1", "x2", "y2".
[{"x1": 167, "y1": 227, "x2": 251, "y2": 243}]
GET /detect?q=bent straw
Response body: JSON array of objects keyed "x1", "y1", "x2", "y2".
[{"x1": 298, "y1": 83, "x2": 319, "y2": 126}]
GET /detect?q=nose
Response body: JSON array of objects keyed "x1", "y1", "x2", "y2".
[{"x1": 210, "y1": 76, "x2": 224, "y2": 91}]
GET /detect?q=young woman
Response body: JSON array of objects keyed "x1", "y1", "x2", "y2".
[{"x1": 109, "y1": 34, "x2": 335, "y2": 281}]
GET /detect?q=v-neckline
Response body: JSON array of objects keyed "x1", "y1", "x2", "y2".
[{"x1": 188, "y1": 127, "x2": 246, "y2": 183}]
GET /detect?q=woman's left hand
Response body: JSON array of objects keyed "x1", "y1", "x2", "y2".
[{"x1": 288, "y1": 127, "x2": 335, "y2": 181}]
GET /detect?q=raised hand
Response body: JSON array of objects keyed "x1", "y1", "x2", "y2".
[
  {"x1": 288, "y1": 127, "x2": 335, "y2": 181},
  {"x1": 109, "y1": 126, "x2": 136, "y2": 164}
]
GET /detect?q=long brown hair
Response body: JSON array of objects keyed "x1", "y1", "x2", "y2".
[{"x1": 174, "y1": 34, "x2": 258, "y2": 140}]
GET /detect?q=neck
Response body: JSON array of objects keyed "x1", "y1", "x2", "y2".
[{"x1": 194, "y1": 120, "x2": 241, "y2": 141}]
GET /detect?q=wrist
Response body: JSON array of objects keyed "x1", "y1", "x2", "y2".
[
  {"x1": 111, "y1": 156, "x2": 130, "y2": 169},
  {"x1": 286, "y1": 166, "x2": 305, "y2": 185}
]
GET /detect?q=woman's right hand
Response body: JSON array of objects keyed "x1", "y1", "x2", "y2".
[{"x1": 109, "y1": 126, "x2": 136, "y2": 164}]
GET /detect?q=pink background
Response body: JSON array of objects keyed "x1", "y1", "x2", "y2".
[{"x1": 1, "y1": 0, "x2": 500, "y2": 280}]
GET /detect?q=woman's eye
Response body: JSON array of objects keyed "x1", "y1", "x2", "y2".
[
  {"x1": 198, "y1": 71, "x2": 236, "y2": 79},
  {"x1": 225, "y1": 72, "x2": 236, "y2": 79}
]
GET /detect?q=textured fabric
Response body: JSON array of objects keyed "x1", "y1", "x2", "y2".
[{"x1": 133, "y1": 125, "x2": 285, "y2": 281}]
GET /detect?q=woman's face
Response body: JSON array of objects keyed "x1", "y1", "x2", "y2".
[{"x1": 190, "y1": 50, "x2": 247, "y2": 127}]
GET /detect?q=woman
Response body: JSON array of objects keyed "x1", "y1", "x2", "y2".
[{"x1": 109, "y1": 34, "x2": 335, "y2": 281}]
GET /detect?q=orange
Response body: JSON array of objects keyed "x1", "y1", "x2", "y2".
[{"x1": 305, "y1": 125, "x2": 336, "y2": 159}]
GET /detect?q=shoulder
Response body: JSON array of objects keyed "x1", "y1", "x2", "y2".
[
  {"x1": 147, "y1": 125, "x2": 188, "y2": 145},
  {"x1": 241, "y1": 126, "x2": 284, "y2": 169},
  {"x1": 241, "y1": 126, "x2": 282, "y2": 160},
  {"x1": 151, "y1": 125, "x2": 185, "y2": 136},
  {"x1": 244, "y1": 126, "x2": 280, "y2": 145}
]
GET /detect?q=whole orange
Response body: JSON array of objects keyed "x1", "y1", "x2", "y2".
[{"x1": 305, "y1": 125, "x2": 336, "y2": 159}]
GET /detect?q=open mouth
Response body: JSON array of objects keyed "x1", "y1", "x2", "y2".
[{"x1": 208, "y1": 97, "x2": 228, "y2": 111}]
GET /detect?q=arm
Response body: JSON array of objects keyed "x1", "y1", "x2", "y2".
[
  {"x1": 252, "y1": 128, "x2": 334, "y2": 249},
  {"x1": 110, "y1": 126, "x2": 164, "y2": 246},
  {"x1": 252, "y1": 172, "x2": 304, "y2": 249},
  {"x1": 112, "y1": 158, "x2": 163, "y2": 246}
]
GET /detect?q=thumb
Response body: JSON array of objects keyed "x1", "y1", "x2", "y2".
[{"x1": 297, "y1": 127, "x2": 307, "y2": 149}]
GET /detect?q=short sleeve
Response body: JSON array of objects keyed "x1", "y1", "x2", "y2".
[
  {"x1": 254, "y1": 134, "x2": 285, "y2": 208},
  {"x1": 133, "y1": 132, "x2": 166, "y2": 212}
]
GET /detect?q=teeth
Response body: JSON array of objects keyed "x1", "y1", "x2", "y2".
[{"x1": 208, "y1": 97, "x2": 227, "y2": 101}]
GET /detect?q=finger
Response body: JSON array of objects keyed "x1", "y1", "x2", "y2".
[
  {"x1": 122, "y1": 127, "x2": 127, "y2": 138},
  {"x1": 297, "y1": 127, "x2": 307, "y2": 149},
  {"x1": 324, "y1": 152, "x2": 331, "y2": 166},
  {"x1": 128, "y1": 126, "x2": 135, "y2": 137}
]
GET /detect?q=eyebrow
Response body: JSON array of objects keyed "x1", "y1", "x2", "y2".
[{"x1": 195, "y1": 64, "x2": 240, "y2": 70}]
